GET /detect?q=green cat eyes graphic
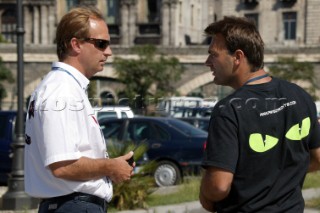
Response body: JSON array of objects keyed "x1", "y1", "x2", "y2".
[
  {"x1": 249, "y1": 117, "x2": 311, "y2": 152},
  {"x1": 285, "y1": 117, "x2": 311, "y2": 140},
  {"x1": 249, "y1": 134, "x2": 279, "y2": 152}
]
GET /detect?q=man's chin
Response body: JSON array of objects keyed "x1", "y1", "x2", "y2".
[
  {"x1": 213, "y1": 77, "x2": 220, "y2": 85},
  {"x1": 97, "y1": 67, "x2": 104, "y2": 73},
  {"x1": 213, "y1": 79, "x2": 226, "y2": 87}
]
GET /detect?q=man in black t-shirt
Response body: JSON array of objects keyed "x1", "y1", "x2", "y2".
[{"x1": 199, "y1": 16, "x2": 320, "y2": 213}]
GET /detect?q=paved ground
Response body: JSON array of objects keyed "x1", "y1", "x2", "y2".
[{"x1": 0, "y1": 186, "x2": 320, "y2": 213}]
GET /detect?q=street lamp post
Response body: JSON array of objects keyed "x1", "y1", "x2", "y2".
[{"x1": 0, "y1": 0, "x2": 38, "y2": 210}]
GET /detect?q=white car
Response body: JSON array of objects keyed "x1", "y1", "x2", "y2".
[
  {"x1": 93, "y1": 106, "x2": 134, "y2": 121},
  {"x1": 156, "y1": 96, "x2": 204, "y2": 117}
]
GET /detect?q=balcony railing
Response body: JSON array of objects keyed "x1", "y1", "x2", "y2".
[
  {"x1": 109, "y1": 24, "x2": 120, "y2": 45},
  {"x1": 134, "y1": 23, "x2": 161, "y2": 45}
]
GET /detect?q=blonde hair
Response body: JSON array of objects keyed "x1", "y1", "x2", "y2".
[{"x1": 55, "y1": 6, "x2": 104, "y2": 61}]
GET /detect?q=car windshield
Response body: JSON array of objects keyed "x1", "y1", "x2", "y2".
[{"x1": 167, "y1": 119, "x2": 208, "y2": 136}]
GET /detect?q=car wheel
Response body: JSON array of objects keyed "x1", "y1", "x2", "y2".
[{"x1": 154, "y1": 161, "x2": 181, "y2": 187}]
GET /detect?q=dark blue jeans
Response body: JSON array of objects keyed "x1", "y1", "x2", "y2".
[{"x1": 38, "y1": 196, "x2": 107, "y2": 213}]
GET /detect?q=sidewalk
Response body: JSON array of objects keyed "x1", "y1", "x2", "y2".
[
  {"x1": 0, "y1": 186, "x2": 320, "y2": 213},
  {"x1": 117, "y1": 188, "x2": 320, "y2": 213}
]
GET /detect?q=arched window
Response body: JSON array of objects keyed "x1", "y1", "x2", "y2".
[
  {"x1": 100, "y1": 91, "x2": 115, "y2": 106},
  {"x1": 1, "y1": 8, "x2": 16, "y2": 43}
]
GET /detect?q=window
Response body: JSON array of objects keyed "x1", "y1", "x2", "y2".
[
  {"x1": 155, "y1": 124, "x2": 170, "y2": 141},
  {"x1": 100, "y1": 91, "x2": 115, "y2": 106},
  {"x1": 147, "y1": 0, "x2": 161, "y2": 23},
  {"x1": 125, "y1": 121, "x2": 169, "y2": 141},
  {"x1": 283, "y1": 12, "x2": 296, "y2": 40},
  {"x1": 100, "y1": 120, "x2": 122, "y2": 140},
  {"x1": 168, "y1": 119, "x2": 207, "y2": 136},
  {"x1": 121, "y1": 112, "x2": 128, "y2": 118},
  {"x1": 66, "y1": 0, "x2": 79, "y2": 11},
  {"x1": 244, "y1": 0, "x2": 259, "y2": 5},
  {"x1": 245, "y1": 13, "x2": 259, "y2": 29},
  {"x1": 106, "y1": 0, "x2": 120, "y2": 24},
  {"x1": 1, "y1": 9, "x2": 16, "y2": 43},
  {"x1": 97, "y1": 111, "x2": 117, "y2": 120},
  {"x1": 126, "y1": 122, "x2": 153, "y2": 141},
  {"x1": 280, "y1": 0, "x2": 297, "y2": 3}
]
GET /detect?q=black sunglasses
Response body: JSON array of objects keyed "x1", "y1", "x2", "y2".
[{"x1": 81, "y1": 38, "x2": 110, "y2": 50}]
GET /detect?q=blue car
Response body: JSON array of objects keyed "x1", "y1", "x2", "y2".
[
  {"x1": 0, "y1": 111, "x2": 17, "y2": 185},
  {"x1": 178, "y1": 117, "x2": 210, "y2": 132},
  {"x1": 99, "y1": 116, "x2": 208, "y2": 187}
]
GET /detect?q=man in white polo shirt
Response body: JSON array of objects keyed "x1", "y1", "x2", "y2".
[{"x1": 24, "y1": 6, "x2": 134, "y2": 213}]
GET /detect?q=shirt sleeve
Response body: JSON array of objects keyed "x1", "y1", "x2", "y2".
[
  {"x1": 37, "y1": 83, "x2": 83, "y2": 166},
  {"x1": 202, "y1": 115, "x2": 239, "y2": 173}
]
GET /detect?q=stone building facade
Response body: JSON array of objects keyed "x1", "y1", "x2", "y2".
[{"x1": 0, "y1": 0, "x2": 319, "y2": 109}]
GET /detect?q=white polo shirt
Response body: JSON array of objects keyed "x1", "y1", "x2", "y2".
[{"x1": 24, "y1": 62, "x2": 113, "y2": 201}]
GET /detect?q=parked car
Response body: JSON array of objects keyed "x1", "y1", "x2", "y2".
[
  {"x1": 178, "y1": 117, "x2": 210, "y2": 132},
  {"x1": 99, "y1": 116, "x2": 208, "y2": 187},
  {"x1": 156, "y1": 96, "x2": 204, "y2": 117},
  {"x1": 171, "y1": 106, "x2": 213, "y2": 118},
  {"x1": 156, "y1": 96, "x2": 217, "y2": 117},
  {"x1": 93, "y1": 106, "x2": 134, "y2": 121},
  {"x1": 0, "y1": 111, "x2": 17, "y2": 185}
]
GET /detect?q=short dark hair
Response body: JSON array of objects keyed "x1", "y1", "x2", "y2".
[{"x1": 204, "y1": 16, "x2": 264, "y2": 71}]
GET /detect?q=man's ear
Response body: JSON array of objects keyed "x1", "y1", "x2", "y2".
[
  {"x1": 70, "y1": 38, "x2": 81, "y2": 54},
  {"x1": 234, "y1": 49, "x2": 244, "y2": 65}
]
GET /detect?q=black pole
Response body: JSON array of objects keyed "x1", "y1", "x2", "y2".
[{"x1": 0, "y1": 0, "x2": 38, "y2": 210}]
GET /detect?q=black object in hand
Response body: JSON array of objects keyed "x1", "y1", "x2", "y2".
[{"x1": 127, "y1": 156, "x2": 134, "y2": 166}]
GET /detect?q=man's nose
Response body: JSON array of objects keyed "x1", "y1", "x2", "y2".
[
  {"x1": 104, "y1": 46, "x2": 112, "y2": 56},
  {"x1": 204, "y1": 57, "x2": 211, "y2": 66}
]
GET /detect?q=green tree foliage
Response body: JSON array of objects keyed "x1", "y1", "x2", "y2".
[
  {"x1": 87, "y1": 78, "x2": 100, "y2": 106},
  {"x1": 87, "y1": 78, "x2": 97, "y2": 98},
  {"x1": 0, "y1": 57, "x2": 14, "y2": 109},
  {"x1": 269, "y1": 57, "x2": 318, "y2": 100},
  {"x1": 107, "y1": 141, "x2": 156, "y2": 210},
  {"x1": 0, "y1": 34, "x2": 7, "y2": 43},
  {"x1": 113, "y1": 45, "x2": 184, "y2": 114}
]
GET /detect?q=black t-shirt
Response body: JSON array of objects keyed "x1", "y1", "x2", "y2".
[{"x1": 202, "y1": 77, "x2": 320, "y2": 213}]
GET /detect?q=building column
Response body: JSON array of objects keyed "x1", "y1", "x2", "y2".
[
  {"x1": 136, "y1": 0, "x2": 148, "y2": 22},
  {"x1": 161, "y1": 1, "x2": 170, "y2": 46},
  {"x1": 48, "y1": 5, "x2": 55, "y2": 44},
  {"x1": 24, "y1": 6, "x2": 32, "y2": 44},
  {"x1": 162, "y1": 0, "x2": 178, "y2": 46},
  {"x1": 33, "y1": 6, "x2": 40, "y2": 44},
  {"x1": 128, "y1": 0, "x2": 137, "y2": 46},
  {"x1": 120, "y1": 2, "x2": 129, "y2": 46},
  {"x1": 120, "y1": 0, "x2": 136, "y2": 46},
  {"x1": 40, "y1": 5, "x2": 48, "y2": 44},
  {"x1": 169, "y1": 0, "x2": 178, "y2": 46}
]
